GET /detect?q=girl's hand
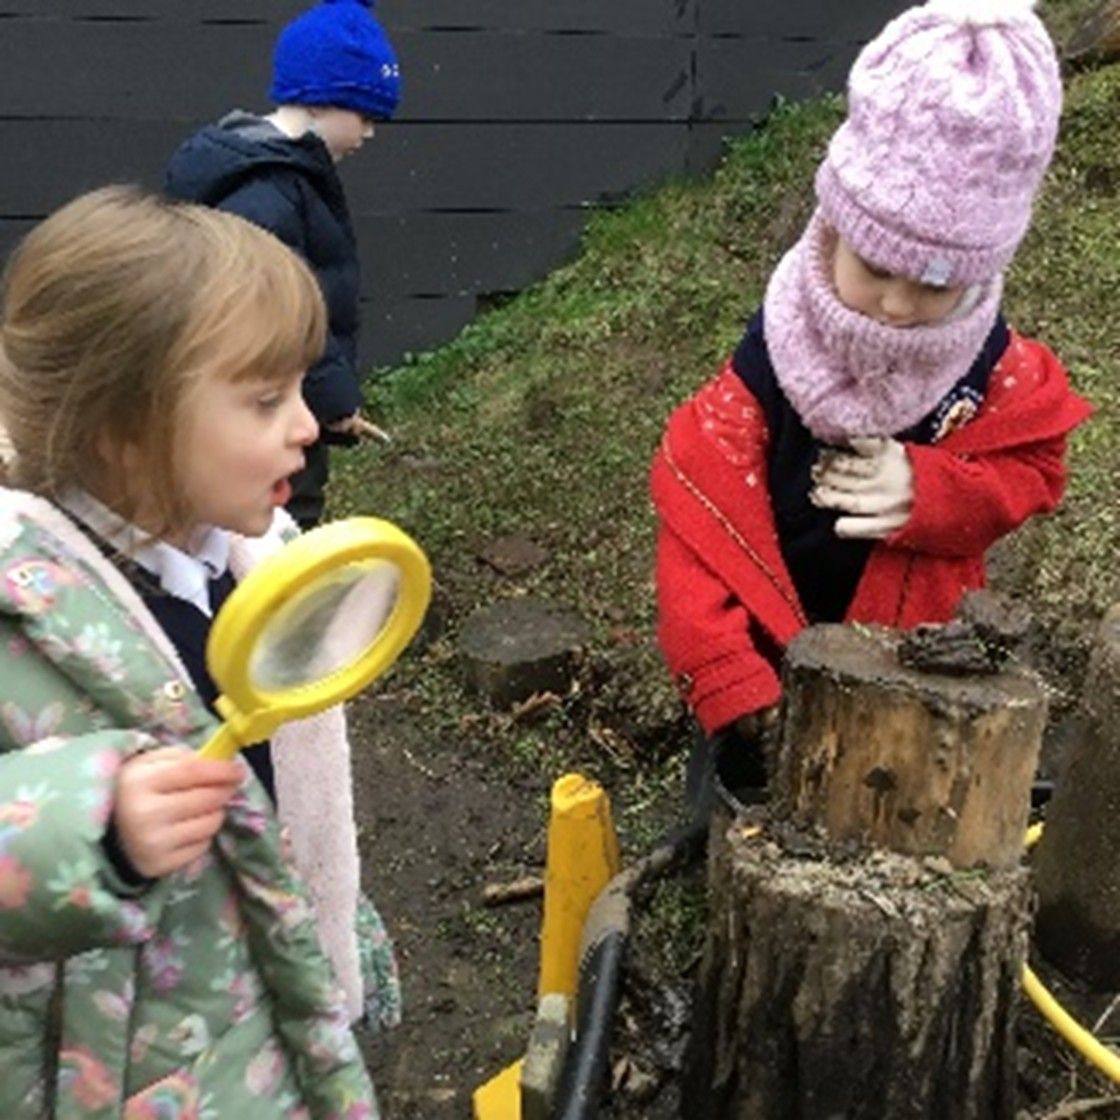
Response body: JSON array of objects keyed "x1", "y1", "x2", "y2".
[
  {"x1": 734, "y1": 704, "x2": 779, "y2": 741},
  {"x1": 810, "y1": 436, "x2": 914, "y2": 539},
  {"x1": 324, "y1": 411, "x2": 392, "y2": 443},
  {"x1": 114, "y1": 748, "x2": 242, "y2": 878}
]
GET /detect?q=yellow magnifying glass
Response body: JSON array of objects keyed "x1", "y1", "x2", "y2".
[{"x1": 197, "y1": 517, "x2": 431, "y2": 760}]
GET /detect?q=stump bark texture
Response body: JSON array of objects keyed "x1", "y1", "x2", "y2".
[
  {"x1": 1066, "y1": 0, "x2": 1120, "y2": 64},
  {"x1": 684, "y1": 621, "x2": 1047, "y2": 1119},
  {"x1": 457, "y1": 596, "x2": 589, "y2": 707},
  {"x1": 774, "y1": 625, "x2": 1047, "y2": 870},
  {"x1": 684, "y1": 819, "x2": 1031, "y2": 1120},
  {"x1": 1033, "y1": 604, "x2": 1120, "y2": 988}
]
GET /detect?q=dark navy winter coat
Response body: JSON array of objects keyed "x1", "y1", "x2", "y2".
[{"x1": 165, "y1": 112, "x2": 363, "y2": 425}]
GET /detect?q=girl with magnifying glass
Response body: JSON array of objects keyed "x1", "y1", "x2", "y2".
[{"x1": 0, "y1": 186, "x2": 393, "y2": 1116}]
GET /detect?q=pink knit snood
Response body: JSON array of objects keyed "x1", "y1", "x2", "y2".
[{"x1": 762, "y1": 211, "x2": 1003, "y2": 444}]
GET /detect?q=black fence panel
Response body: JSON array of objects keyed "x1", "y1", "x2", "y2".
[
  {"x1": 0, "y1": 1, "x2": 909, "y2": 368},
  {"x1": 347, "y1": 122, "x2": 691, "y2": 213}
]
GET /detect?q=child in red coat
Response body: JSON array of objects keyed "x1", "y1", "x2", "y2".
[{"x1": 651, "y1": 0, "x2": 1092, "y2": 810}]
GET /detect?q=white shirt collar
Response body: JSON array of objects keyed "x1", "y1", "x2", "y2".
[{"x1": 58, "y1": 489, "x2": 231, "y2": 618}]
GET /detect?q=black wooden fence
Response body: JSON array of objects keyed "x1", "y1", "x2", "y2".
[{"x1": 0, "y1": 1, "x2": 907, "y2": 369}]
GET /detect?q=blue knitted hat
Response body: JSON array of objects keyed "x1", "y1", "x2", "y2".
[{"x1": 269, "y1": 0, "x2": 401, "y2": 120}]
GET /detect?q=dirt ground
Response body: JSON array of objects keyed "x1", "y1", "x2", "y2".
[
  {"x1": 350, "y1": 692, "x2": 544, "y2": 1118},
  {"x1": 348, "y1": 646, "x2": 1120, "y2": 1120}
]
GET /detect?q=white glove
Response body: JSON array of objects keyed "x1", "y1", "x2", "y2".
[{"x1": 810, "y1": 436, "x2": 914, "y2": 540}]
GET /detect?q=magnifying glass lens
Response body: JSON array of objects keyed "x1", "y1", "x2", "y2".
[{"x1": 249, "y1": 560, "x2": 401, "y2": 691}]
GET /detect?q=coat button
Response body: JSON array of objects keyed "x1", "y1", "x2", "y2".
[{"x1": 163, "y1": 680, "x2": 186, "y2": 701}]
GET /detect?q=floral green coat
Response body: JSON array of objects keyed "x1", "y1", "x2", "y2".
[{"x1": 0, "y1": 490, "x2": 378, "y2": 1119}]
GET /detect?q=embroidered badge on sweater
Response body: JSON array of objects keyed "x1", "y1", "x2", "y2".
[{"x1": 929, "y1": 386, "x2": 984, "y2": 442}]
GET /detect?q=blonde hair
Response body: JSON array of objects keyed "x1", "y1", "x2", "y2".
[{"x1": 0, "y1": 184, "x2": 326, "y2": 536}]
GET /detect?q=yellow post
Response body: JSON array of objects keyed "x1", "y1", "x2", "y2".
[
  {"x1": 472, "y1": 772, "x2": 620, "y2": 1120},
  {"x1": 537, "y1": 772, "x2": 621, "y2": 999}
]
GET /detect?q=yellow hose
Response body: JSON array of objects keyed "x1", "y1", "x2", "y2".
[{"x1": 1023, "y1": 822, "x2": 1120, "y2": 1084}]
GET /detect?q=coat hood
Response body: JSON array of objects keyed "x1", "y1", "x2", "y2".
[{"x1": 165, "y1": 111, "x2": 336, "y2": 205}]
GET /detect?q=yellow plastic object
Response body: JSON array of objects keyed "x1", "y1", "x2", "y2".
[
  {"x1": 537, "y1": 773, "x2": 621, "y2": 999},
  {"x1": 472, "y1": 776, "x2": 619, "y2": 1115},
  {"x1": 198, "y1": 517, "x2": 431, "y2": 760},
  {"x1": 472, "y1": 1059, "x2": 522, "y2": 1120},
  {"x1": 473, "y1": 776, "x2": 621, "y2": 1114},
  {"x1": 1023, "y1": 822, "x2": 1120, "y2": 1085}
]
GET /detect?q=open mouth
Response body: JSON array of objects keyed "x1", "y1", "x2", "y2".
[{"x1": 271, "y1": 477, "x2": 293, "y2": 506}]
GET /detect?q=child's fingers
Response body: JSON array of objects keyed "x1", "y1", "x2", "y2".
[
  {"x1": 834, "y1": 512, "x2": 906, "y2": 539},
  {"x1": 356, "y1": 418, "x2": 392, "y2": 443},
  {"x1": 809, "y1": 484, "x2": 839, "y2": 509},
  {"x1": 815, "y1": 454, "x2": 879, "y2": 482},
  {"x1": 814, "y1": 465, "x2": 880, "y2": 494},
  {"x1": 812, "y1": 485, "x2": 878, "y2": 513},
  {"x1": 813, "y1": 486, "x2": 907, "y2": 517},
  {"x1": 846, "y1": 436, "x2": 888, "y2": 458},
  {"x1": 834, "y1": 515, "x2": 876, "y2": 539},
  {"x1": 133, "y1": 745, "x2": 194, "y2": 766},
  {"x1": 162, "y1": 842, "x2": 213, "y2": 876},
  {"x1": 142, "y1": 831, "x2": 221, "y2": 878},
  {"x1": 165, "y1": 809, "x2": 227, "y2": 852},
  {"x1": 137, "y1": 752, "x2": 243, "y2": 793},
  {"x1": 324, "y1": 413, "x2": 392, "y2": 443},
  {"x1": 735, "y1": 703, "x2": 780, "y2": 739},
  {"x1": 162, "y1": 783, "x2": 241, "y2": 824},
  {"x1": 120, "y1": 802, "x2": 229, "y2": 878}
]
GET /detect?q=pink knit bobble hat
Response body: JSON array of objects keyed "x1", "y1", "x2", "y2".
[{"x1": 815, "y1": 0, "x2": 1062, "y2": 287}]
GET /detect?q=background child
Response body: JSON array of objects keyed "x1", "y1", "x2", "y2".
[
  {"x1": 165, "y1": 0, "x2": 402, "y2": 529},
  {"x1": 650, "y1": 0, "x2": 1093, "y2": 813},
  {"x1": 0, "y1": 185, "x2": 394, "y2": 1115}
]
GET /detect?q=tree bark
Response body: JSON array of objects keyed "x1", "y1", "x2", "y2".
[
  {"x1": 684, "y1": 621, "x2": 1048, "y2": 1119},
  {"x1": 774, "y1": 624, "x2": 1046, "y2": 870},
  {"x1": 457, "y1": 596, "x2": 589, "y2": 707},
  {"x1": 1066, "y1": 0, "x2": 1120, "y2": 65},
  {"x1": 1033, "y1": 605, "x2": 1120, "y2": 988},
  {"x1": 684, "y1": 817, "x2": 1031, "y2": 1119}
]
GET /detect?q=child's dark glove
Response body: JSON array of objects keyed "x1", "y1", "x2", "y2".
[{"x1": 733, "y1": 703, "x2": 779, "y2": 742}]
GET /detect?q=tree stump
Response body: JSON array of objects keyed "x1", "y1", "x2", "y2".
[
  {"x1": 684, "y1": 622, "x2": 1048, "y2": 1119},
  {"x1": 1033, "y1": 605, "x2": 1120, "y2": 988},
  {"x1": 458, "y1": 596, "x2": 589, "y2": 707},
  {"x1": 774, "y1": 624, "x2": 1047, "y2": 870},
  {"x1": 684, "y1": 821, "x2": 1031, "y2": 1119}
]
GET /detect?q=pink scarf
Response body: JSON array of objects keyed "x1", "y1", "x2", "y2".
[{"x1": 762, "y1": 210, "x2": 1003, "y2": 443}]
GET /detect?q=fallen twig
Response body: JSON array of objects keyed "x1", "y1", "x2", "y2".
[
  {"x1": 510, "y1": 690, "x2": 562, "y2": 724},
  {"x1": 482, "y1": 875, "x2": 544, "y2": 908},
  {"x1": 401, "y1": 745, "x2": 440, "y2": 782},
  {"x1": 1091, "y1": 992, "x2": 1120, "y2": 1036},
  {"x1": 1039, "y1": 1096, "x2": 1120, "y2": 1119}
]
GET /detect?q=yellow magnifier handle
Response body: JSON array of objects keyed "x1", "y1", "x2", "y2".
[{"x1": 199, "y1": 722, "x2": 243, "y2": 762}]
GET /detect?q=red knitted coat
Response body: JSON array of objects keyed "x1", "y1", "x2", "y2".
[{"x1": 650, "y1": 332, "x2": 1093, "y2": 735}]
